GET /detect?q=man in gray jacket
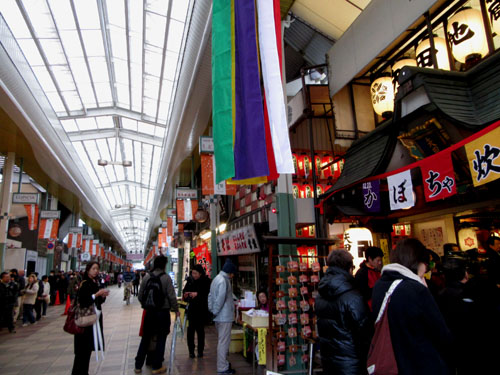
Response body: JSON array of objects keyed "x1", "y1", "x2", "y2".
[
  {"x1": 135, "y1": 255, "x2": 179, "y2": 374},
  {"x1": 209, "y1": 259, "x2": 237, "y2": 374}
]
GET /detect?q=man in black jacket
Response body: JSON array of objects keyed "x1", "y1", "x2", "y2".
[
  {"x1": 354, "y1": 246, "x2": 383, "y2": 311},
  {"x1": 316, "y1": 250, "x2": 372, "y2": 375},
  {"x1": 0, "y1": 271, "x2": 18, "y2": 333}
]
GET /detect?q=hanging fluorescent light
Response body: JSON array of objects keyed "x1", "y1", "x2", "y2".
[{"x1": 97, "y1": 159, "x2": 133, "y2": 167}]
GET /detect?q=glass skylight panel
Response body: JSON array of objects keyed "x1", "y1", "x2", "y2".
[
  {"x1": 114, "y1": 165, "x2": 125, "y2": 181},
  {"x1": 73, "y1": 0, "x2": 101, "y2": 30},
  {"x1": 144, "y1": 46, "x2": 163, "y2": 77},
  {"x1": 61, "y1": 90, "x2": 83, "y2": 112},
  {"x1": 51, "y1": 64, "x2": 76, "y2": 91},
  {"x1": 112, "y1": 185, "x2": 123, "y2": 205},
  {"x1": 121, "y1": 118, "x2": 137, "y2": 131},
  {"x1": 106, "y1": 0, "x2": 126, "y2": 29},
  {"x1": 116, "y1": 83, "x2": 129, "y2": 108},
  {"x1": 47, "y1": 0, "x2": 75, "y2": 31},
  {"x1": 96, "y1": 138, "x2": 111, "y2": 161},
  {"x1": 94, "y1": 82, "x2": 113, "y2": 106},
  {"x1": 72, "y1": 141, "x2": 100, "y2": 187},
  {"x1": 139, "y1": 122, "x2": 156, "y2": 136},
  {"x1": 163, "y1": 50, "x2": 178, "y2": 80},
  {"x1": 154, "y1": 126, "x2": 165, "y2": 138},
  {"x1": 146, "y1": 0, "x2": 169, "y2": 15},
  {"x1": 104, "y1": 187, "x2": 116, "y2": 208},
  {"x1": 82, "y1": 30, "x2": 105, "y2": 57},
  {"x1": 145, "y1": 12, "x2": 166, "y2": 48},
  {"x1": 171, "y1": 0, "x2": 189, "y2": 22},
  {"x1": 130, "y1": 186, "x2": 137, "y2": 206},
  {"x1": 119, "y1": 185, "x2": 128, "y2": 204},
  {"x1": 0, "y1": 1, "x2": 31, "y2": 38},
  {"x1": 96, "y1": 116, "x2": 114, "y2": 129},
  {"x1": 167, "y1": 19, "x2": 185, "y2": 54},
  {"x1": 17, "y1": 39, "x2": 44, "y2": 66},
  {"x1": 38, "y1": 39, "x2": 66, "y2": 66},
  {"x1": 22, "y1": 0, "x2": 56, "y2": 39},
  {"x1": 60, "y1": 119, "x2": 79, "y2": 132},
  {"x1": 76, "y1": 117, "x2": 98, "y2": 131},
  {"x1": 60, "y1": 31, "x2": 83, "y2": 58},
  {"x1": 134, "y1": 141, "x2": 142, "y2": 183},
  {"x1": 45, "y1": 91, "x2": 66, "y2": 114},
  {"x1": 143, "y1": 97, "x2": 157, "y2": 118},
  {"x1": 98, "y1": 188, "x2": 112, "y2": 209}
]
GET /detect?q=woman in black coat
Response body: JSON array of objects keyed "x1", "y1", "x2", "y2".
[
  {"x1": 72, "y1": 262, "x2": 109, "y2": 375},
  {"x1": 182, "y1": 264, "x2": 211, "y2": 358},
  {"x1": 316, "y1": 250, "x2": 372, "y2": 375},
  {"x1": 372, "y1": 238, "x2": 452, "y2": 375}
]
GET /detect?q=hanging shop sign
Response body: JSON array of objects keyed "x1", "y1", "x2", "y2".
[
  {"x1": 81, "y1": 252, "x2": 91, "y2": 262},
  {"x1": 465, "y1": 126, "x2": 500, "y2": 187},
  {"x1": 40, "y1": 210, "x2": 61, "y2": 219},
  {"x1": 38, "y1": 215, "x2": 60, "y2": 239},
  {"x1": 24, "y1": 204, "x2": 39, "y2": 230},
  {"x1": 420, "y1": 152, "x2": 456, "y2": 202},
  {"x1": 199, "y1": 136, "x2": 215, "y2": 153},
  {"x1": 216, "y1": 224, "x2": 260, "y2": 256},
  {"x1": 387, "y1": 170, "x2": 415, "y2": 210},
  {"x1": 193, "y1": 243, "x2": 212, "y2": 275},
  {"x1": 362, "y1": 180, "x2": 380, "y2": 212},
  {"x1": 68, "y1": 232, "x2": 82, "y2": 249},
  {"x1": 12, "y1": 193, "x2": 39, "y2": 204},
  {"x1": 201, "y1": 154, "x2": 237, "y2": 196},
  {"x1": 126, "y1": 253, "x2": 144, "y2": 261},
  {"x1": 176, "y1": 188, "x2": 198, "y2": 200},
  {"x1": 176, "y1": 199, "x2": 198, "y2": 222}
]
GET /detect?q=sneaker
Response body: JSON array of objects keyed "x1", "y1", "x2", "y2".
[
  {"x1": 134, "y1": 369, "x2": 142, "y2": 374},
  {"x1": 151, "y1": 367, "x2": 166, "y2": 374},
  {"x1": 218, "y1": 369, "x2": 236, "y2": 374},
  {"x1": 22, "y1": 323, "x2": 28, "y2": 327}
]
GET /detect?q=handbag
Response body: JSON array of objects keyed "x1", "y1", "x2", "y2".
[
  {"x1": 367, "y1": 279, "x2": 403, "y2": 375},
  {"x1": 64, "y1": 304, "x2": 84, "y2": 335},
  {"x1": 75, "y1": 304, "x2": 97, "y2": 327},
  {"x1": 74, "y1": 280, "x2": 98, "y2": 327}
]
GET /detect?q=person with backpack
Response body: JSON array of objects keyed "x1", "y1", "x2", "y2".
[
  {"x1": 0, "y1": 271, "x2": 18, "y2": 333},
  {"x1": 208, "y1": 259, "x2": 237, "y2": 375},
  {"x1": 135, "y1": 255, "x2": 179, "y2": 374}
]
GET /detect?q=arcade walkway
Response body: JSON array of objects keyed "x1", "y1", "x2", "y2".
[{"x1": 0, "y1": 286, "x2": 253, "y2": 375}]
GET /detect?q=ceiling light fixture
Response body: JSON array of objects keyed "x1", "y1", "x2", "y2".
[{"x1": 97, "y1": 159, "x2": 132, "y2": 167}]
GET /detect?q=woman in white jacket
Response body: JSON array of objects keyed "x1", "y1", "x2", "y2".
[{"x1": 22, "y1": 274, "x2": 39, "y2": 326}]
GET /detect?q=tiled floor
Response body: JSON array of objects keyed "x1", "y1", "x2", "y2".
[{"x1": 0, "y1": 286, "x2": 255, "y2": 375}]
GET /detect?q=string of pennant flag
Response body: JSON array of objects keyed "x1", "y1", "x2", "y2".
[{"x1": 318, "y1": 120, "x2": 500, "y2": 214}]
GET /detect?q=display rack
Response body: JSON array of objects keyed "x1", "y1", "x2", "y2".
[{"x1": 262, "y1": 236, "x2": 338, "y2": 375}]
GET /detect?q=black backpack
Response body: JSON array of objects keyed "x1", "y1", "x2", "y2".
[{"x1": 141, "y1": 272, "x2": 166, "y2": 310}]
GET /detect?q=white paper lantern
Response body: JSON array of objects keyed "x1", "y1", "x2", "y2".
[
  {"x1": 392, "y1": 58, "x2": 417, "y2": 93},
  {"x1": 447, "y1": 8, "x2": 489, "y2": 63},
  {"x1": 370, "y1": 76, "x2": 394, "y2": 116},
  {"x1": 343, "y1": 227, "x2": 373, "y2": 271},
  {"x1": 458, "y1": 227, "x2": 478, "y2": 251},
  {"x1": 416, "y1": 37, "x2": 451, "y2": 70},
  {"x1": 487, "y1": 1, "x2": 500, "y2": 35}
]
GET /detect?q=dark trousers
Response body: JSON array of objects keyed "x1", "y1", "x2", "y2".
[
  {"x1": 135, "y1": 310, "x2": 171, "y2": 370},
  {"x1": 22, "y1": 304, "x2": 35, "y2": 324},
  {"x1": 50, "y1": 290, "x2": 57, "y2": 305},
  {"x1": 72, "y1": 349, "x2": 92, "y2": 375},
  {"x1": 34, "y1": 299, "x2": 42, "y2": 320},
  {"x1": 133, "y1": 284, "x2": 139, "y2": 295},
  {"x1": 1, "y1": 304, "x2": 14, "y2": 331},
  {"x1": 187, "y1": 317, "x2": 205, "y2": 355},
  {"x1": 42, "y1": 300, "x2": 48, "y2": 316}
]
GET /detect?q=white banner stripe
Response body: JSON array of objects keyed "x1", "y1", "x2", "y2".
[
  {"x1": 43, "y1": 219, "x2": 52, "y2": 239},
  {"x1": 256, "y1": 0, "x2": 294, "y2": 174},
  {"x1": 185, "y1": 200, "x2": 193, "y2": 221}
]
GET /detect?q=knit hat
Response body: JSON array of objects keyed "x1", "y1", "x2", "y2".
[{"x1": 222, "y1": 259, "x2": 237, "y2": 275}]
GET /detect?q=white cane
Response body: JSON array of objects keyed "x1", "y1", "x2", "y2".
[{"x1": 168, "y1": 317, "x2": 180, "y2": 375}]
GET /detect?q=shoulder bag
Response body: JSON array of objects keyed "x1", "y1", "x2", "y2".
[
  {"x1": 74, "y1": 280, "x2": 98, "y2": 327},
  {"x1": 63, "y1": 303, "x2": 84, "y2": 334},
  {"x1": 367, "y1": 279, "x2": 403, "y2": 375}
]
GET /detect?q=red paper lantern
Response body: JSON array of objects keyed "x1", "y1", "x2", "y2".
[
  {"x1": 292, "y1": 153, "x2": 298, "y2": 176},
  {"x1": 296, "y1": 155, "x2": 305, "y2": 177},
  {"x1": 292, "y1": 184, "x2": 300, "y2": 199},
  {"x1": 314, "y1": 155, "x2": 322, "y2": 179},
  {"x1": 304, "y1": 184, "x2": 313, "y2": 198},
  {"x1": 303, "y1": 155, "x2": 312, "y2": 179},
  {"x1": 299, "y1": 184, "x2": 307, "y2": 199},
  {"x1": 321, "y1": 155, "x2": 333, "y2": 178}
]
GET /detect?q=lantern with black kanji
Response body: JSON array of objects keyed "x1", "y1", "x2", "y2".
[{"x1": 447, "y1": 7, "x2": 489, "y2": 64}]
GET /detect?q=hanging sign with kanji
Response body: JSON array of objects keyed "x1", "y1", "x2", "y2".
[
  {"x1": 387, "y1": 170, "x2": 414, "y2": 210},
  {"x1": 465, "y1": 126, "x2": 500, "y2": 187},
  {"x1": 420, "y1": 152, "x2": 457, "y2": 202},
  {"x1": 193, "y1": 243, "x2": 212, "y2": 276},
  {"x1": 362, "y1": 180, "x2": 380, "y2": 212}
]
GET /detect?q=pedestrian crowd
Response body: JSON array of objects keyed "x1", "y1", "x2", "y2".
[{"x1": 3, "y1": 236, "x2": 500, "y2": 375}]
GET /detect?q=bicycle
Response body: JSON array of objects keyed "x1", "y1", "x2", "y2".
[{"x1": 124, "y1": 281, "x2": 132, "y2": 305}]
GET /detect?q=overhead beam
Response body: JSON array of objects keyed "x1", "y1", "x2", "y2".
[
  {"x1": 58, "y1": 106, "x2": 167, "y2": 127},
  {"x1": 67, "y1": 128, "x2": 163, "y2": 146}
]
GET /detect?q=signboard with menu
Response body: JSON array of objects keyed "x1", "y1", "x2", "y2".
[{"x1": 216, "y1": 225, "x2": 260, "y2": 256}]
